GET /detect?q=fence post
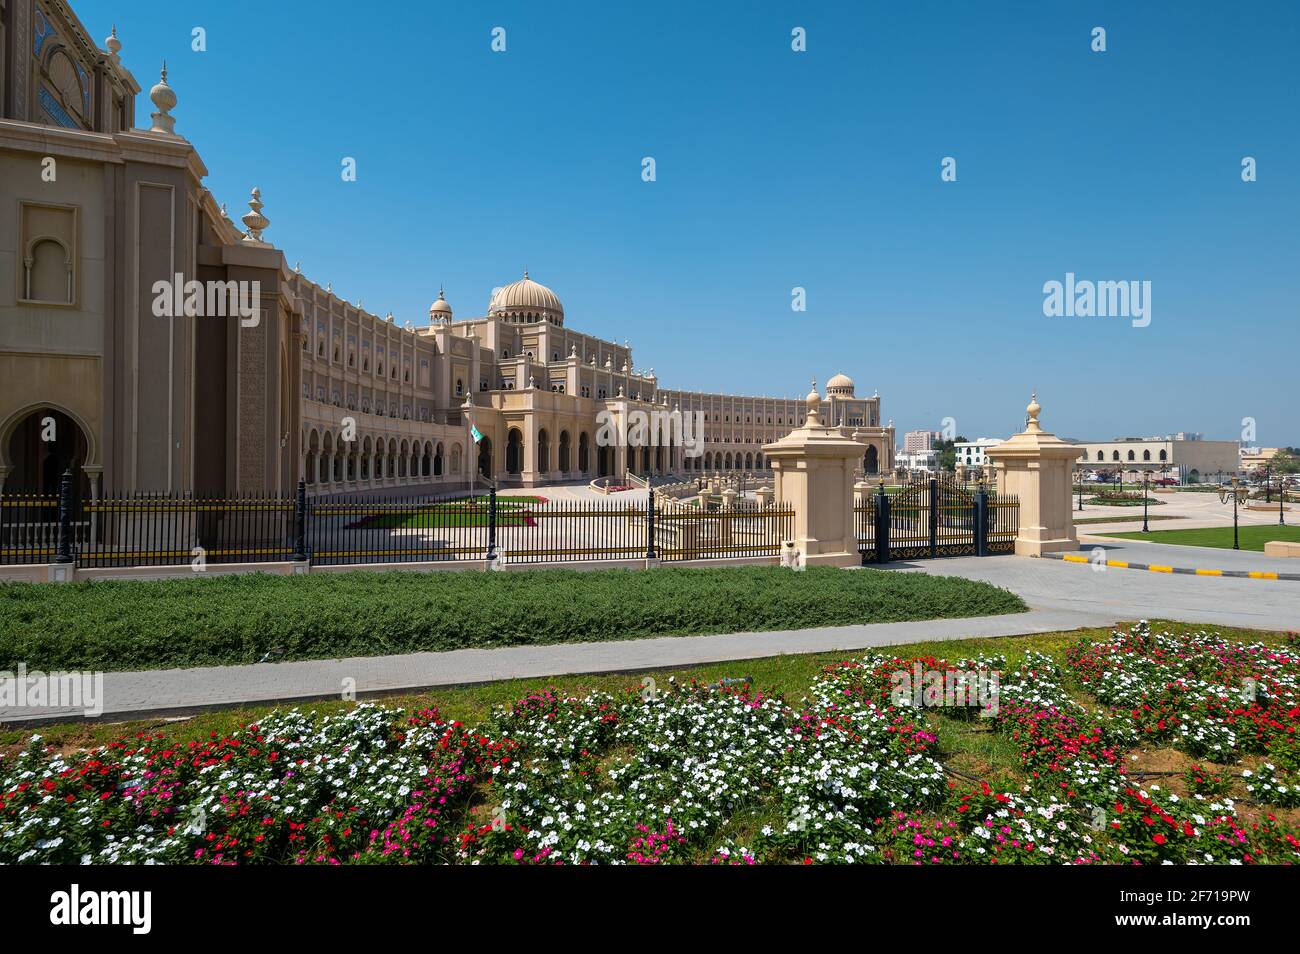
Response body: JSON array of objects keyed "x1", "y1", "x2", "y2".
[
  {"x1": 875, "y1": 483, "x2": 890, "y2": 564},
  {"x1": 487, "y1": 485, "x2": 498, "y2": 562},
  {"x1": 975, "y1": 484, "x2": 988, "y2": 557},
  {"x1": 291, "y1": 479, "x2": 309, "y2": 563},
  {"x1": 646, "y1": 489, "x2": 657, "y2": 560},
  {"x1": 54, "y1": 466, "x2": 74, "y2": 564},
  {"x1": 928, "y1": 477, "x2": 938, "y2": 558}
]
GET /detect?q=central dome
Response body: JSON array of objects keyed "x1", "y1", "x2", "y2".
[
  {"x1": 826, "y1": 372, "x2": 855, "y2": 396},
  {"x1": 488, "y1": 271, "x2": 564, "y2": 325}
]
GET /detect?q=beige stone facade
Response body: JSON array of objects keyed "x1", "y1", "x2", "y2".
[
  {"x1": 1074, "y1": 438, "x2": 1240, "y2": 483},
  {"x1": 0, "y1": 1, "x2": 895, "y2": 497}
]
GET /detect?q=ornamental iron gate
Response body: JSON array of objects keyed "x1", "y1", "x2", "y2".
[{"x1": 854, "y1": 476, "x2": 1018, "y2": 564}]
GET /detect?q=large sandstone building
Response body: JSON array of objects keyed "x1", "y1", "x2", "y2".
[{"x1": 0, "y1": 0, "x2": 895, "y2": 497}]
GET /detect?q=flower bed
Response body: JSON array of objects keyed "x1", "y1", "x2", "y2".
[{"x1": 4, "y1": 623, "x2": 1299, "y2": 865}]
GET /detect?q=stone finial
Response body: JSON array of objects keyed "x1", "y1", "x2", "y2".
[
  {"x1": 529, "y1": 375, "x2": 537, "y2": 389},
  {"x1": 294, "y1": 261, "x2": 302, "y2": 273},
  {"x1": 805, "y1": 378, "x2": 821, "y2": 425},
  {"x1": 149, "y1": 62, "x2": 177, "y2": 134},
  {"x1": 617, "y1": 385, "x2": 625, "y2": 397},
  {"x1": 219, "y1": 203, "x2": 234, "y2": 228},
  {"x1": 569, "y1": 343, "x2": 577, "y2": 357},
  {"x1": 1026, "y1": 391, "x2": 1042, "y2": 432},
  {"x1": 105, "y1": 25, "x2": 122, "y2": 61},
  {"x1": 241, "y1": 188, "x2": 270, "y2": 244}
]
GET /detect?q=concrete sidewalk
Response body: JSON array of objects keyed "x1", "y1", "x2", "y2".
[{"x1": 0, "y1": 607, "x2": 1112, "y2": 727}]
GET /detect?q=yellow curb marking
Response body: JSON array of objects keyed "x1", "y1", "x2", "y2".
[
  {"x1": 1063, "y1": 554, "x2": 1089, "y2": 564},
  {"x1": 1249, "y1": 571, "x2": 1279, "y2": 580},
  {"x1": 1107, "y1": 560, "x2": 1129, "y2": 569},
  {"x1": 1195, "y1": 568, "x2": 1222, "y2": 577},
  {"x1": 1148, "y1": 565, "x2": 1173, "y2": 573}
]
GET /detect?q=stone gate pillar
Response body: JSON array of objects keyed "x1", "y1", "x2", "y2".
[
  {"x1": 984, "y1": 393, "x2": 1083, "y2": 556},
  {"x1": 762, "y1": 380, "x2": 862, "y2": 567}
]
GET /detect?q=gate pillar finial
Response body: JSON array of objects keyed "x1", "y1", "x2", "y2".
[{"x1": 984, "y1": 393, "x2": 1083, "y2": 557}]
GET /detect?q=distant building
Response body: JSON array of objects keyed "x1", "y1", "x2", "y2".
[
  {"x1": 954, "y1": 439, "x2": 1004, "y2": 469},
  {"x1": 904, "y1": 430, "x2": 940, "y2": 453},
  {"x1": 1241, "y1": 447, "x2": 1285, "y2": 471},
  {"x1": 1075, "y1": 438, "x2": 1240, "y2": 483},
  {"x1": 896, "y1": 449, "x2": 938, "y2": 472}
]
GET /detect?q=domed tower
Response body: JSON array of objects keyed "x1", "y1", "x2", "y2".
[
  {"x1": 429, "y1": 286, "x2": 453, "y2": 323},
  {"x1": 488, "y1": 270, "x2": 564, "y2": 326},
  {"x1": 825, "y1": 373, "x2": 855, "y2": 397}
]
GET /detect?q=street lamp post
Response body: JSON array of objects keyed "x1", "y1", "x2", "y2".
[
  {"x1": 1076, "y1": 467, "x2": 1084, "y2": 512},
  {"x1": 1141, "y1": 469, "x2": 1150, "y2": 533},
  {"x1": 1218, "y1": 477, "x2": 1248, "y2": 550},
  {"x1": 463, "y1": 397, "x2": 476, "y2": 499},
  {"x1": 1279, "y1": 471, "x2": 1287, "y2": 527}
]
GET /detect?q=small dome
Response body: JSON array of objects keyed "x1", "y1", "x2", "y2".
[
  {"x1": 429, "y1": 287, "x2": 453, "y2": 319},
  {"x1": 488, "y1": 270, "x2": 564, "y2": 325},
  {"x1": 826, "y1": 372, "x2": 855, "y2": 395}
]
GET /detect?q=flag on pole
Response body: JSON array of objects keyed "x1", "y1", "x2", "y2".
[{"x1": 471, "y1": 424, "x2": 483, "y2": 444}]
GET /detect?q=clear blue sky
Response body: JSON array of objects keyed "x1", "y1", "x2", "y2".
[{"x1": 79, "y1": 0, "x2": 1298, "y2": 444}]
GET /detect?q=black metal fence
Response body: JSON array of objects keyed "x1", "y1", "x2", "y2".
[
  {"x1": 495, "y1": 497, "x2": 648, "y2": 564},
  {"x1": 856, "y1": 476, "x2": 1019, "y2": 564},
  {"x1": 657, "y1": 498, "x2": 794, "y2": 561},
  {"x1": 76, "y1": 493, "x2": 296, "y2": 568},
  {"x1": 307, "y1": 493, "x2": 491, "y2": 565},
  {"x1": 0, "y1": 472, "x2": 797, "y2": 569}
]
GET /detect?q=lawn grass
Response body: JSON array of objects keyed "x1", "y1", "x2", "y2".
[
  {"x1": 347, "y1": 495, "x2": 543, "y2": 529},
  {"x1": 2, "y1": 619, "x2": 1284, "y2": 758},
  {"x1": 1101, "y1": 523, "x2": 1300, "y2": 551},
  {"x1": 0, "y1": 565, "x2": 1026, "y2": 673},
  {"x1": 1073, "y1": 514, "x2": 1184, "y2": 525}
]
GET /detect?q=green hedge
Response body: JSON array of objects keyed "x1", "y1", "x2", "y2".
[{"x1": 0, "y1": 566, "x2": 1026, "y2": 673}]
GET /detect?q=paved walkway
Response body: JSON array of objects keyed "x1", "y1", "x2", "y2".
[
  {"x1": 2, "y1": 607, "x2": 1110, "y2": 726},
  {"x1": 900, "y1": 554, "x2": 1298, "y2": 632}
]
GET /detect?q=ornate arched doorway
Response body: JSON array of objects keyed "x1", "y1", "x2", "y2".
[
  {"x1": 3, "y1": 407, "x2": 91, "y2": 494},
  {"x1": 478, "y1": 436, "x2": 493, "y2": 479},
  {"x1": 864, "y1": 445, "x2": 879, "y2": 475},
  {"x1": 506, "y1": 429, "x2": 523, "y2": 475},
  {"x1": 559, "y1": 431, "x2": 571, "y2": 474}
]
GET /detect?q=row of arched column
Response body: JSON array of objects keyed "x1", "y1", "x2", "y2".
[
  {"x1": 700, "y1": 451, "x2": 769, "y2": 472},
  {"x1": 502, "y1": 427, "x2": 592, "y2": 477},
  {"x1": 303, "y1": 428, "x2": 464, "y2": 489}
]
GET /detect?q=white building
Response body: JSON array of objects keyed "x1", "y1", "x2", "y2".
[
  {"x1": 895, "y1": 449, "x2": 938, "y2": 472},
  {"x1": 955, "y1": 439, "x2": 1004, "y2": 469}
]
